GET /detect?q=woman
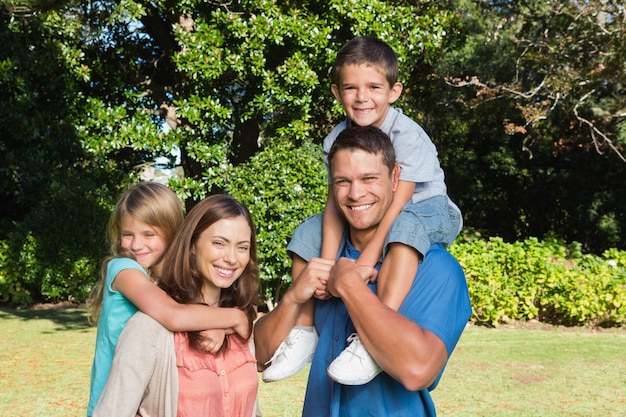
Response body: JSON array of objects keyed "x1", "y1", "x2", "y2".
[{"x1": 93, "y1": 194, "x2": 261, "y2": 417}]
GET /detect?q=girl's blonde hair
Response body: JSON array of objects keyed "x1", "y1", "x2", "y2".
[{"x1": 87, "y1": 182, "x2": 184, "y2": 323}]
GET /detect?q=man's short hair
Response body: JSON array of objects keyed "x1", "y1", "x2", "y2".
[
  {"x1": 328, "y1": 126, "x2": 396, "y2": 174},
  {"x1": 330, "y1": 36, "x2": 399, "y2": 88}
]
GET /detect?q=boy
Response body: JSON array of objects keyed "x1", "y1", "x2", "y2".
[{"x1": 262, "y1": 36, "x2": 462, "y2": 385}]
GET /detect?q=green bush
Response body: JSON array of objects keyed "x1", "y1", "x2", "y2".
[
  {"x1": 450, "y1": 235, "x2": 626, "y2": 327},
  {"x1": 0, "y1": 240, "x2": 33, "y2": 307},
  {"x1": 2, "y1": 134, "x2": 625, "y2": 328},
  {"x1": 0, "y1": 173, "x2": 113, "y2": 307},
  {"x1": 226, "y1": 139, "x2": 327, "y2": 309}
]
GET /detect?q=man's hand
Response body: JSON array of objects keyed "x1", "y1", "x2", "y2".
[{"x1": 327, "y1": 257, "x2": 377, "y2": 298}]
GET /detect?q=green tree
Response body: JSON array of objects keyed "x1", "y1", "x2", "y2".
[
  {"x1": 1, "y1": 0, "x2": 456, "y2": 305},
  {"x1": 0, "y1": 4, "x2": 119, "y2": 305},
  {"x1": 420, "y1": 0, "x2": 626, "y2": 252},
  {"x1": 3, "y1": 0, "x2": 624, "y2": 307}
]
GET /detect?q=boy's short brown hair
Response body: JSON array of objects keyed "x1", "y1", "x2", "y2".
[{"x1": 330, "y1": 36, "x2": 399, "y2": 88}]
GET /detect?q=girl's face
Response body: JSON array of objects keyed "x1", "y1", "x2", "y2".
[
  {"x1": 192, "y1": 216, "x2": 252, "y2": 303},
  {"x1": 120, "y1": 215, "x2": 168, "y2": 270}
]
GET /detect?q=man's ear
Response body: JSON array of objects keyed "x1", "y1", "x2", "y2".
[{"x1": 391, "y1": 162, "x2": 401, "y2": 191}]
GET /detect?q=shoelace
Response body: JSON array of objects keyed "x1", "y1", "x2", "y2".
[
  {"x1": 265, "y1": 333, "x2": 297, "y2": 365},
  {"x1": 342, "y1": 333, "x2": 366, "y2": 358}
]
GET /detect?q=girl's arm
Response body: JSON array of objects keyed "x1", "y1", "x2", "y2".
[
  {"x1": 112, "y1": 269, "x2": 250, "y2": 339},
  {"x1": 357, "y1": 179, "x2": 415, "y2": 267},
  {"x1": 321, "y1": 188, "x2": 346, "y2": 260}
]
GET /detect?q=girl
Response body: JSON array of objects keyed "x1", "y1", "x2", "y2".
[
  {"x1": 87, "y1": 184, "x2": 250, "y2": 416},
  {"x1": 93, "y1": 194, "x2": 260, "y2": 417}
]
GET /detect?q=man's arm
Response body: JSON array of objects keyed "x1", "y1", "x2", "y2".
[
  {"x1": 254, "y1": 256, "x2": 333, "y2": 370},
  {"x1": 327, "y1": 246, "x2": 449, "y2": 391}
]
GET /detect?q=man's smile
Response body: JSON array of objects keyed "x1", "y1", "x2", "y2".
[{"x1": 349, "y1": 203, "x2": 373, "y2": 212}]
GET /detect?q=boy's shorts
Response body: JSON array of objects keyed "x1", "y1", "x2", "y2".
[
  {"x1": 287, "y1": 195, "x2": 462, "y2": 262},
  {"x1": 386, "y1": 195, "x2": 462, "y2": 257}
]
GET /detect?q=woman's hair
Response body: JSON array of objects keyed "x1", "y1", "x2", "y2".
[
  {"x1": 87, "y1": 182, "x2": 184, "y2": 323},
  {"x1": 330, "y1": 36, "x2": 399, "y2": 88},
  {"x1": 158, "y1": 194, "x2": 260, "y2": 354}
]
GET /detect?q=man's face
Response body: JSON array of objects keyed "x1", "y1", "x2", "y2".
[{"x1": 330, "y1": 147, "x2": 399, "y2": 247}]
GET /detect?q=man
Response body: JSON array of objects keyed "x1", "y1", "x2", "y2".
[{"x1": 254, "y1": 125, "x2": 472, "y2": 416}]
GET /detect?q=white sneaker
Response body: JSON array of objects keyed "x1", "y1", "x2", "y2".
[
  {"x1": 262, "y1": 327, "x2": 318, "y2": 382},
  {"x1": 327, "y1": 333, "x2": 382, "y2": 385}
]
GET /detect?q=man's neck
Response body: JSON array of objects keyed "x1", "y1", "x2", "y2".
[{"x1": 347, "y1": 227, "x2": 376, "y2": 253}]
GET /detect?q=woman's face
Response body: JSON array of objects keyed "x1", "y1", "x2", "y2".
[{"x1": 192, "y1": 216, "x2": 252, "y2": 301}]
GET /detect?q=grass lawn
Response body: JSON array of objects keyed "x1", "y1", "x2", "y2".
[{"x1": 1, "y1": 307, "x2": 624, "y2": 416}]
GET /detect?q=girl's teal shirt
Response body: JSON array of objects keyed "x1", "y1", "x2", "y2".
[{"x1": 86, "y1": 257, "x2": 146, "y2": 416}]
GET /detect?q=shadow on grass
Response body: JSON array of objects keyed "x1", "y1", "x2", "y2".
[{"x1": 0, "y1": 307, "x2": 93, "y2": 332}]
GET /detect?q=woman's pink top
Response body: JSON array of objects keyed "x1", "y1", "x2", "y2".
[{"x1": 174, "y1": 332, "x2": 258, "y2": 417}]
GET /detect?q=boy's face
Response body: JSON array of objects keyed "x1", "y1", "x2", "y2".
[{"x1": 331, "y1": 64, "x2": 402, "y2": 128}]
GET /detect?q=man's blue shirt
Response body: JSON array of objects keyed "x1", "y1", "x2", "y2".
[{"x1": 287, "y1": 215, "x2": 472, "y2": 417}]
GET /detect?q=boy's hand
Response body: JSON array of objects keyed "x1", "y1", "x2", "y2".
[
  {"x1": 357, "y1": 264, "x2": 379, "y2": 282},
  {"x1": 313, "y1": 279, "x2": 332, "y2": 300},
  {"x1": 289, "y1": 257, "x2": 333, "y2": 304}
]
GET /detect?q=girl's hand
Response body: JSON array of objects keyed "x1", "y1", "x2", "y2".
[
  {"x1": 198, "y1": 328, "x2": 228, "y2": 354},
  {"x1": 232, "y1": 308, "x2": 252, "y2": 340}
]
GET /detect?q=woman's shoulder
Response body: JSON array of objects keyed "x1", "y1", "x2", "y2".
[{"x1": 125, "y1": 311, "x2": 170, "y2": 335}]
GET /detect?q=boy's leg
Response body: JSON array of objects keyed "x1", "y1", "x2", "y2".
[
  {"x1": 376, "y1": 242, "x2": 419, "y2": 310},
  {"x1": 262, "y1": 219, "x2": 320, "y2": 383},
  {"x1": 329, "y1": 200, "x2": 452, "y2": 385},
  {"x1": 262, "y1": 213, "x2": 325, "y2": 382},
  {"x1": 262, "y1": 296, "x2": 317, "y2": 382},
  {"x1": 327, "y1": 243, "x2": 419, "y2": 385}
]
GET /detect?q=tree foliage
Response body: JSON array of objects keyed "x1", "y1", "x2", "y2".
[
  {"x1": 420, "y1": 0, "x2": 626, "y2": 252},
  {"x1": 1, "y1": 0, "x2": 625, "y2": 306}
]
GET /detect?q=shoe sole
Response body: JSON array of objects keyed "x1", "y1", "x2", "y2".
[
  {"x1": 262, "y1": 355, "x2": 314, "y2": 383},
  {"x1": 326, "y1": 368, "x2": 380, "y2": 386}
]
